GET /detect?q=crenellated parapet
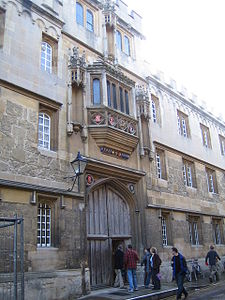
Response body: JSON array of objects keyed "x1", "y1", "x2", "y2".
[{"x1": 147, "y1": 71, "x2": 225, "y2": 130}]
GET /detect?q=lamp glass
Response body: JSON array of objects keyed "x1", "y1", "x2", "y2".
[{"x1": 71, "y1": 152, "x2": 87, "y2": 176}]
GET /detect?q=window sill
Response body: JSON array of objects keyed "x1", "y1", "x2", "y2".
[
  {"x1": 38, "y1": 147, "x2": 57, "y2": 158},
  {"x1": 162, "y1": 245, "x2": 173, "y2": 249},
  {"x1": 208, "y1": 192, "x2": 219, "y2": 198},
  {"x1": 157, "y1": 178, "x2": 168, "y2": 188},
  {"x1": 191, "y1": 245, "x2": 203, "y2": 248},
  {"x1": 37, "y1": 247, "x2": 59, "y2": 250}
]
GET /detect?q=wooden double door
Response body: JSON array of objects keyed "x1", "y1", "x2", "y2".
[{"x1": 87, "y1": 184, "x2": 131, "y2": 287}]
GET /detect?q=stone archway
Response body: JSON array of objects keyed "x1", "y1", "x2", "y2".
[{"x1": 86, "y1": 182, "x2": 133, "y2": 287}]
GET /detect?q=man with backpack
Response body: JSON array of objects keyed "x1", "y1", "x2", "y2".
[{"x1": 171, "y1": 247, "x2": 188, "y2": 300}]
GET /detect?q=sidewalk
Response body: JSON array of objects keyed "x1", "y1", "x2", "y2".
[{"x1": 79, "y1": 273, "x2": 225, "y2": 300}]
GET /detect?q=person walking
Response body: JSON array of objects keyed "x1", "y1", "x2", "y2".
[
  {"x1": 205, "y1": 244, "x2": 221, "y2": 283},
  {"x1": 141, "y1": 247, "x2": 152, "y2": 288},
  {"x1": 171, "y1": 247, "x2": 188, "y2": 300},
  {"x1": 150, "y1": 247, "x2": 161, "y2": 290},
  {"x1": 114, "y1": 244, "x2": 124, "y2": 288},
  {"x1": 124, "y1": 244, "x2": 139, "y2": 293}
]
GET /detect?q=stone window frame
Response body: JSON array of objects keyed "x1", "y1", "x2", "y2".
[
  {"x1": 155, "y1": 148, "x2": 167, "y2": 180},
  {"x1": 177, "y1": 110, "x2": 190, "y2": 138},
  {"x1": 212, "y1": 217, "x2": 224, "y2": 245},
  {"x1": 38, "y1": 112, "x2": 51, "y2": 150},
  {"x1": 37, "y1": 194, "x2": 59, "y2": 248},
  {"x1": 116, "y1": 28, "x2": 132, "y2": 57},
  {"x1": 151, "y1": 94, "x2": 161, "y2": 125},
  {"x1": 205, "y1": 167, "x2": 218, "y2": 194},
  {"x1": 106, "y1": 76, "x2": 131, "y2": 116},
  {"x1": 116, "y1": 30, "x2": 122, "y2": 51},
  {"x1": 188, "y1": 215, "x2": 203, "y2": 246},
  {"x1": 200, "y1": 123, "x2": 212, "y2": 149},
  {"x1": 182, "y1": 158, "x2": 197, "y2": 188},
  {"x1": 124, "y1": 35, "x2": 130, "y2": 56},
  {"x1": 219, "y1": 134, "x2": 225, "y2": 156},
  {"x1": 0, "y1": 7, "x2": 6, "y2": 49},
  {"x1": 76, "y1": 1, "x2": 96, "y2": 33},
  {"x1": 41, "y1": 34, "x2": 58, "y2": 75},
  {"x1": 38, "y1": 104, "x2": 59, "y2": 152},
  {"x1": 160, "y1": 211, "x2": 173, "y2": 247},
  {"x1": 91, "y1": 75, "x2": 102, "y2": 106}
]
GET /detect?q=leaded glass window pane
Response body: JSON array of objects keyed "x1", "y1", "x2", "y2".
[
  {"x1": 76, "y1": 2, "x2": 84, "y2": 26},
  {"x1": 112, "y1": 83, "x2": 117, "y2": 109},
  {"x1": 38, "y1": 113, "x2": 50, "y2": 150},
  {"x1": 124, "y1": 36, "x2": 130, "y2": 55},
  {"x1": 119, "y1": 87, "x2": 124, "y2": 112},
  {"x1": 125, "y1": 90, "x2": 129, "y2": 115},
  {"x1": 152, "y1": 100, "x2": 157, "y2": 123},
  {"x1": 116, "y1": 30, "x2": 122, "y2": 51},
  {"x1": 107, "y1": 80, "x2": 111, "y2": 107},
  {"x1": 41, "y1": 42, "x2": 52, "y2": 73},
  {"x1": 93, "y1": 78, "x2": 101, "y2": 105},
  {"x1": 156, "y1": 153, "x2": 161, "y2": 179},
  {"x1": 86, "y1": 9, "x2": 93, "y2": 32},
  {"x1": 37, "y1": 203, "x2": 51, "y2": 247},
  {"x1": 161, "y1": 217, "x2": 168, "y2": 246}
]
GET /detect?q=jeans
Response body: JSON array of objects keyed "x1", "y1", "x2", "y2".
[
  {"x1": 127, "y1": 268, "x2": 137, "y2": 291},
  {"x1": 145, "y1": 271, "x2": 152, "y2": 287},
  {"x1": 175, "y1": 272, "x2": 188, "y2": 299}
]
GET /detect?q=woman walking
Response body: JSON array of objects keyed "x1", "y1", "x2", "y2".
[{"x1": 150, "y1": 247, "x2": 162, "y2": 290}]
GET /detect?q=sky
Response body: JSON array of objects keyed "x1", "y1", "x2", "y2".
[{"x1": 126, "y1": 0, "x2": 225, "y2": 119}]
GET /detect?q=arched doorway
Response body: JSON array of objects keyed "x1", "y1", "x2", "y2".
[{"x1": 86, "y1": 183, "x2": 132, "y2": 287}]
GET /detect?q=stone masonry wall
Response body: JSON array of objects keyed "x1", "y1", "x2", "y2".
[{"x1": 0, "y1": 87, "x2": 71, "y2": 188}]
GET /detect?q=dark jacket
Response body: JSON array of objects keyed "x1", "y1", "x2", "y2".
[
  {"x1": 141, "y1": 251, "x2": 151, "y2": 273},
  {"x1": 114, "y1": 249, "x2": 124, "y2": 269},
  {"x1": 151, "y1": 253, "x2": 162, "y2": 271},
  {"x1": 205, "y1": 250, "x2": 220, "y2": 266},
  {"x1": 172, "y1": 253, "x2": 187, "y2": 278}
]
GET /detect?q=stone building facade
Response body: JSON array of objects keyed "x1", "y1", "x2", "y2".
[{"x1": 0, "y1": 0, "x2": 225, "y2": 298}]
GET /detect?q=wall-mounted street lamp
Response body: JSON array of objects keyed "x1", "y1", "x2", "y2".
[{"x1": 65, "y1": 152, "x2": 87, "y2": 192}]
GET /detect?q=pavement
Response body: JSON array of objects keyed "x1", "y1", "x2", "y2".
[
  {"x1": 166, "y1": 280, "x2": 225, "y2": 300},
  {"x1": 79, "y1": 273, "x2": 225, "y2": 300}
]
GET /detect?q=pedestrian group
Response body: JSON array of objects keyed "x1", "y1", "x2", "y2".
[{"x1": 114, "y1": 243, "x2": 221, "y2": 299}]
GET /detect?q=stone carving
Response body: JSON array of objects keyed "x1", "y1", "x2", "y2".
[
  {"x1": 103, "y1": 0, "x2": 116, "y2": 27},
  {"x1": 135, "y1": 85, "x2": 150, "y2": 119},
  {"x1": 89, "y1": 108, "x2": 137, "y2": 136},
  {"x1": 69, "y1": 47, "x2": 86, "y2": 86},
  {"x1": 88, "y1": 59, "x2": 135, "y2": 87}
]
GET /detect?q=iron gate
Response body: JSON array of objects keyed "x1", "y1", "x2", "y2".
[{"x1": 0, "y1": 216, "x2": 24, "y2": 300}]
